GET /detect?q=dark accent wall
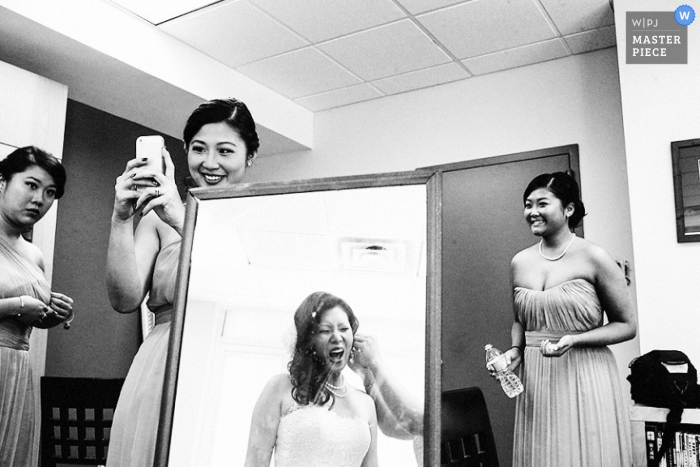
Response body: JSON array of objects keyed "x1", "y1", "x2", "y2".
[{"x1": 46, "y1": 100, "x2": 187, "y2": 378}]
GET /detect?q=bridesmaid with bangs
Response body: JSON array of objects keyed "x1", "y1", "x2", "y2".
[{"x1": 0, "y1": 147, "x2": 74, "y2": 465}]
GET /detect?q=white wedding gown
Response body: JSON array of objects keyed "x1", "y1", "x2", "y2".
[{"x1": 274, "y1": 404, "x2": 371, "y2": 467}]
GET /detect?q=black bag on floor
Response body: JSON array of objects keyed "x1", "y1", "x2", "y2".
[{"x1": 628, "y1": 350, "x2": 700, "y2": 466}]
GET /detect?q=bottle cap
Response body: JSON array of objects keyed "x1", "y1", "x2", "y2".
[{"x1": 484, "y1": 344, "x2": 492, "y2": 350}]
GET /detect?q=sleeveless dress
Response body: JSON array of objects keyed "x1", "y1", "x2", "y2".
[
  {"x1": 275, "y1": 404, "x2": 371, "y2": 467},
  {"x1": 0, "y1": 235, "x2": 51, "y2": 466},
  {"x1": 512, "y1": 278, "x2": 632, "y2": 467},
  {"x1": 107, "y1": 239, "x2": 181, "y2": 467}
]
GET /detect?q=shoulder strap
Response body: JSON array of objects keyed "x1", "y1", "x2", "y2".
[{"x1": 652, "y1": 405, "x2": 683, "y2": 467}]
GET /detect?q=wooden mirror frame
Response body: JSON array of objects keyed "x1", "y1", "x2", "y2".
[{"x1": 154, "y1": 170, "x2": 442, "y2": 467}]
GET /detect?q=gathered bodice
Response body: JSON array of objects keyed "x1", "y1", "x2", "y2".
[
  {"x1": 275, "y1": 404, "x2": 371, "y2": 467},
  {"x1": 514, "y1": 278, "x2": 603, "y2": 332},
  {"x1": 0, "y1": 236, "x2": 51, "y2": 350},
  {"x1": 146, "y1": 239, "x2": 181, "y2": 318}
]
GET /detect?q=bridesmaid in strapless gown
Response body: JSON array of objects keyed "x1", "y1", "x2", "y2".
[
  {"x1": 512, "y1": 279, "x2": 632, "y2": 466},
  {"x1": 502, "y1": 172, "x2": 636, "y2": 467}
]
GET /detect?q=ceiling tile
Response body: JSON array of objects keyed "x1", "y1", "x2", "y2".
[
  {"x1": 158, "y1": 0, "x2": 308, "y2": 67},
  {"x1": 295, "y1": 84, "x2": 383, "y2": 111},
  {"x1": 539, "y1": 0, "x2": 614, "y2": 36},
  {"x1": 372, "y1": 62, "x2": 469, "y2": 95},
  {"x1": 110, "y1": 0, "x2": 218, "y2": 24},
  {"x1": 249, "y1": 0, "x2": 405, "y2": 43},
  {"x1": 462, "y1": 38, "x2": 569, "y2": 75},
  {"x1": 418, "y1": 0, "x2": 557, "y2": 59},
  {"x1": 564, "y1": 25, "x2": 616, "y2": 54},
  {"x1": 237, "y1": 47, "x2": 362, "y2": 99},
  {"x1": 319, "y1": 19, "x2": 452, "y2": 81},
  {"x1": 395, "y1": 0, "x2": 472, "y2": 15}
]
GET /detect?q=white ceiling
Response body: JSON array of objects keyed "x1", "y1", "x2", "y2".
[{"x1": 110, "y1": 0, "x2": 616, "y2": 112}]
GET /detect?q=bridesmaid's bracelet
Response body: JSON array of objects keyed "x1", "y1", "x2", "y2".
[{"x1": 509, "y1": 345, "x2": 524, "y2": 355}]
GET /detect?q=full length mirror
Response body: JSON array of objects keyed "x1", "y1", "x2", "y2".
[{"x1": 157, "y1": 172, "x2": 441, "y2": 467}]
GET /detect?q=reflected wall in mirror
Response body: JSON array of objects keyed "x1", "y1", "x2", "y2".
[{"x1": 159, "y1": 172, "x2": 441, "y2": 467}]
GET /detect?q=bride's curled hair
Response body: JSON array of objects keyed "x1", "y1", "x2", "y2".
[{"x1": 288, "y1": 292, "x2": 359, "y2": 406}]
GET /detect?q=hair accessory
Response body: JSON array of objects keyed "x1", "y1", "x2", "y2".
[{"x1": 539, "y1": 233, "x2": 576, "y2": 261}]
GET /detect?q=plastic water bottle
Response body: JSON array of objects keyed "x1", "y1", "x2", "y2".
[{"x1": 485, "y1": 344, "x2": 523, "y2": 398}]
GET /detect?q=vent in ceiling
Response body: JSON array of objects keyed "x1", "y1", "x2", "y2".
[{"x1": 333, "y1": 236, "x2": 422, "y2": 276}]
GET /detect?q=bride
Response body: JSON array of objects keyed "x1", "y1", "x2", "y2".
[{"x1": 244, "y1": 291, "x2": 378, "y2": 467}]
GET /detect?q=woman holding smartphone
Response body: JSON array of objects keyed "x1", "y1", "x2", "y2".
[{"x1": 105, "y1": 98, "x2": 259, "y2": 467}]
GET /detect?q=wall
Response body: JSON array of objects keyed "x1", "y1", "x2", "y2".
[
  {"x1": 614, "y1": 0, "x2": 700, "y2": 365},
  {"x1": 47, "y1": 100, "x2": 187, "y2": 378},
  {"x1": 249, "y1": 47, "x2": 640, "y2": 389}
]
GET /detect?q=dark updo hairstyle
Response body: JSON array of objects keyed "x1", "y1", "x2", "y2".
[
  {"x1": 288, "y1": 292, "x2": 359, "y2": 407},
  {"x1": 182, "y1": 97, "x2": 260, "y2": 159},
  {"x1": 523, "y1": 171, "x2": 586, "y2": 229},
  {"x1": 0, "y1": 146, "x2": 66, "y2": 198}
]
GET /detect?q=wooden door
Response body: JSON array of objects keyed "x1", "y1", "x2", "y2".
[{"x1": 426, "y1": 145, "x2": 579, "y2": 467}]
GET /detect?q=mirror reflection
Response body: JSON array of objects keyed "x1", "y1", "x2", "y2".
[{"x1": 168, "y1": 184, "x2": 427, "y2": 466}]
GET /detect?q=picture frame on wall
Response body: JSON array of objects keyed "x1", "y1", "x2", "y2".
[{"x1": 671, "y1": 138, "x2": 700, "y2": 242}]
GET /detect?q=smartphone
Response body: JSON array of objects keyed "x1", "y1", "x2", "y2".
[{"x1": 136, "y1": 135, "x2": 165, "y2": 174}]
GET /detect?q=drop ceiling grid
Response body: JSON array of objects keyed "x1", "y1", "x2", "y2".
[{"x1": 136, "y1": 0, "x2": 617, "y2": 111}]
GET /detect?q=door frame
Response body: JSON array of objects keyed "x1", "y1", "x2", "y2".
[
  {"x1": 421, "y1": 143, "x2": 581, "y2": 235},
  {"x1": 422, "y1": 144, "x2": 581, "y2": 467}
]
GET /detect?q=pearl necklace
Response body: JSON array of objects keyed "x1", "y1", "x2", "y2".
[
  {"x1": 325, "y1": 377, "x2": 345, "y2": 390},
  {"x1": 539, "y1": 233, "x2": 576, "y2": 261},
  {"x1": 324, "y1": 381, "x2": 348, "y2": 398}
]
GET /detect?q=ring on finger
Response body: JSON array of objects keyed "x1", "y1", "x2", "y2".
[{"x1": 155, "y1": 189, "x2": 160, "y2": 197}]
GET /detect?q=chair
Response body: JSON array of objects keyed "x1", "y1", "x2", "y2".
[
  {"x1": 40, "y1": 377, "x2": 124, "y2": 467},
  {"x1": 441, "y1": 387, "x2": 499, "y2": 467}
]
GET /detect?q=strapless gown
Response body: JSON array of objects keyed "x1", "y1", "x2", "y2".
[
  {"x1": 512, "y1": 278, "x2": 632, "y2": 467},
  {"x1": 107, "y1": 239, "x2": 180, "y2": 467},
  {"x1": 275, "y1": 404, "x2": 371, "y2": 467}
]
